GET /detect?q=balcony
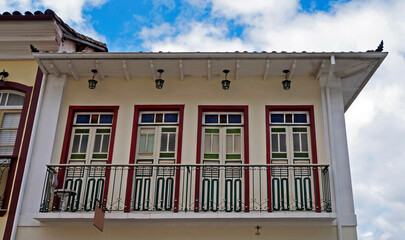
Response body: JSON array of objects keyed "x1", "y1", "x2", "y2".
[
  {"x1": 40, "y1": 164, "x2": 332, "y2": 214},
  {"x1": 0, "y1": 157, "x2": 13, "y2": 215}
]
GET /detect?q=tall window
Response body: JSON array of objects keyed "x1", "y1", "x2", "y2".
[
  {"x1": 267, "y1": 107, "x2": 318, "y2": 211},
  {"x1": 68, "y1": 113, "x2": 114, "y2": 164},
  {"x1": 195, "y1": 106, "x2": 249, "y2": 212},
  {"x1": 127, "y1": 107, "x2": 184, "y2": 212},
  {"x1": 269, "y1": 112, "x2": 311, "y2": 165},
  {"x1": 56, "y1": 107, "x2": 118, "y2": 212},
  {"x1": 202, "y1": 113, "x2": 244, "y2": 165},
  {"x1": 0, "y1": 91, "x2": 24, "y2": 155},
  {"x1": 135, "y1": 112, "x2": 179, "y2": 165}
]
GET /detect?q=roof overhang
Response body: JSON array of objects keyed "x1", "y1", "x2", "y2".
[{"x1": 33, "y1": 51, "x2": 387, "y2": 111}]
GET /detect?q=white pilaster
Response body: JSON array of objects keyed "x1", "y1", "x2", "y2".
[{"x1": 18, "y1": 74, "x2": 67, "y2": 226}]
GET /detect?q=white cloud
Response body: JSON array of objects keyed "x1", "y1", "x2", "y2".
[
  {"x1": 139, "y1": 0, "x2": 405, "y2": 239},
  {"x1": 1, "y1": 0, "x2": 108, "y2": 43}
]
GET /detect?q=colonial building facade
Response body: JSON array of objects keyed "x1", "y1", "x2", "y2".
[
  {"x1": 12, "y1": 50, "x2": 386, "y2": 240},
  {"x1": 0, "y1": 9, "x2": 107, "y2": 239}
]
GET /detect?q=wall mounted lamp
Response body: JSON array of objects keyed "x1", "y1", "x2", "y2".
[
  {"x1": 155, "y1": 69, "x2": 165, "y2": 89},
  {"x1": 221, "y1": 69, "x2": 230, "y2": 90},
  {"x1": 88, "y1": 69, "x2": 98, "y2": 89},
  {"x1": 0, "y1": 69, "x2": 9, "y2": 82},
  {"x1": 282, "y1": 69, "x2": 291, "y2": 90}
]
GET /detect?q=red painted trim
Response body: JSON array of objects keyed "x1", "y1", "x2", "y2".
[
  {"x1": 3, "y1": 68, "x2": 42, "y2": 240},
  {"x1": 194, "y1": 105, "x2": 250, "y2": 212},
  {"x1": 0, "y1": 81, "x2": 32, "y2": 213},
  {"x1": 56, "y1": 106, "x2": 119, "y2": 210},
  {"x1": 265, "y1": 105, "x2": 321, "y2": 212},
  {"x1": 124, "y1": 105, "x2": 185, "y2": 213},
  {"x1": 59, "y1": 106, "x2": 119, "y2": 164}
]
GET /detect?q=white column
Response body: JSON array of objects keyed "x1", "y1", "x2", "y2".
[
  {"x1": 327, "y1": 81, "x2": 357, "y2": 226},
  {"x1": 17, "y1": 74, "x2": 67, "y2": 226}
]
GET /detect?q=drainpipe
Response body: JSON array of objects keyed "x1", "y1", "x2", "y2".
[{"x1": 11, "y1": 73, "x2": 48, "y2": 240}]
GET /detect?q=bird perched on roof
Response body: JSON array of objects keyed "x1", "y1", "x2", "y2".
[{"x1": 375, "y1": 40, "x2": 384, "y2": 52}]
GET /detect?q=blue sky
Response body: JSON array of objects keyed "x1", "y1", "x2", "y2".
[
  {"x1": 2, "y1": 0, "x2": 405, "y2": 239},
  {"x1": 83, "y1": 0, "x2": 352, "y2": 52}
]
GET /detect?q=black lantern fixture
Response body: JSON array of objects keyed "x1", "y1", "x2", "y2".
[
  {"x1": 0, "y1": 69, "x2": 9, "y2": 82},
  {"x1": 88, "y1": 69, "x2": 98, "y2": 89},
  {"x1": 221, "y1": 69, "x2": 230, "y2": 90},
  {"x1": 282, "y1": 69, "x2": 291, "y2": 90},
  {"x1": 155, "y1": 69, "x2": 165, "y2": 89}
]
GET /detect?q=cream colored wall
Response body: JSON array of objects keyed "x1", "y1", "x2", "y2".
[
  {"x1": 51, "y1": 74, "x2": 326, "y2": 165},
  {"x1": 0, "y1": 60, "x2": 38, "y2": 238},
  {"x1": 342, "y1": 226, "x2": 358, "y2": 240},
  {"x1": 17, "y1": 225, "x2": 338, "y2": 240},
  {"x1": 0, "y1": 60, "x2": 38, "y2": 86}
]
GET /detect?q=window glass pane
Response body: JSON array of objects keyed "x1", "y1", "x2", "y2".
[
  {"x1": 72, "y1": 135, "x2": 81, "y2": 153},
  {"x1": 168, "y1": 133, "x2": 176, "y2": 151},
  {"x1": 271, "y1": 134, "x2": 278, "y2": 152},
  {"x1": 100, "y1": 114, "x2": 113, "y2": 124},
  {"x1": 212, "y1": 134, "x2": 219, "y2": 153},
  {"x1": 294, "y1": 114, "x2": 307, "y2": 123},
  {"x1": 141, "y1": 114, "x2": 154, "y2": 123},
  {"x1": 0, "y1": 94, "x2": 7, "y2": 106},
  {"x1": 91, "y1": 115, "x2": 99, "y2": 124},
  {"x1": 226, "y1": 135, "x2": 233, "y2": 153},
  {"x1": 102, "y1": 135, "x2": 110, "y2": 152},
  {"x1": 234, "y1": 135, "x2": 241, "y2": 154},
  {"x1": 76, "y1": 115, "x2": 90, "y2": 124},
  {"x1": 270, "y1": 114, "x2": 284, "y2": 123},
  {"x1": 139, "y1": 134, "x2": 147, "y2": 152},
  {"x1": 80, "y1": 135, "x2": 88, "y2": 153},
  {"x1": 0, "y1": 130, "x2": 17, "y2": 145},
  {"x1": 147, "y1": 134, "x2": 154, "y2": 153},
  {"x1": 220, "y1": 115, "x2": 227, "y2": 123},
  {"x1": 7, "y1": 93, "x2": 24, "y2": 105},
  {"x1": 286, "y1": 114, "x2": 292, "y2": 123},
  {"x1": 93, "y1": 135, "x2": 102, "y2": 152},
  {"x1": 160, "y1": 133, "x2": 168, "y2": 151},
  {"x1": 156, "y1": 114, "x2": 163, "y2": 123},
  {"x1": 205, "y1": 115, "x2": 218, "y2": 123},
  {"x1": 204, "y1": 134, "x2": 211, "y2": 153},
  {"x1": 301, "y1": 134, "x2": 308, "y2": 152},
  {"x1": 293, "y1": 134, "x2": 300, "y2": 152},
  {"x1": 164, "y1": 113, "x2": 178, "y2": 123},
  {"x1": 279, "y1": 134, "x2": 286, "y2": 152},
  {"x1": 228, "y1": 115, "x2": 242, "y2": 123},
  {"x1": 2, "y1": 113, "x2": 20, "y2": 128}
]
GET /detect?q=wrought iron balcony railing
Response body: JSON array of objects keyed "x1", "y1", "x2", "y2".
[
  {"x1": 0, "y1": 157, "x2": 13, "y2": 211},
  {"x1": 40, "y1": 164, "x2": 332, "y2": 213}
]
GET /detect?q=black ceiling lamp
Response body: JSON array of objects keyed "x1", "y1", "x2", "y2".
[
  {"x1": 0, "y1": 69, "x2": 9, "y2": 82},
  {"x1": 221, "y1": 69, "x2": 230, "y2": 90},
  {"x1": 88, "y1": 69, "x2": 98, "y2": 89},
  {"x1": 155, "y1": 69, "x2": 165, "y2": 89},
  {"x1": 282, "y1": 69, "x2": 291, "y2": 90}
]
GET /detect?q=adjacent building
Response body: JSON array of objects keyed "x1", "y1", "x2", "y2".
[{"x1": 0, "y1": 9, "x2": 107, "y2": 239}]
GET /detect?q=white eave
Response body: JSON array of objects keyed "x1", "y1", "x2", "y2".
[{"x1": 33, "y1": 51, "x2": 387, "y2": 111}]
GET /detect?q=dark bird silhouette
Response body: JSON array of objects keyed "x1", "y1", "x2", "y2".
[
  {"x1": 375, "y1": 40, "x2": 384, "y2": 52},
  {"x1": 30, "y1": 44, "x2": 39, "y2": 53}
]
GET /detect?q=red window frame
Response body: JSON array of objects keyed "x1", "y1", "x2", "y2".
[
  {"x1": 124, "y1": 105, "x2": 185, "y2": 212},
  {"x1": 265, "y1": 105, "x2": 321, "y2": 212},
  {"x1": 194, "y1": 105, "x2": 250, "y2": 212},
  {"x1": 58, "y1": 106, "x2": 119, "y2": 208},
  {"x1": 0, "y1": 81, "x2": 32, "y2": 215}
]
